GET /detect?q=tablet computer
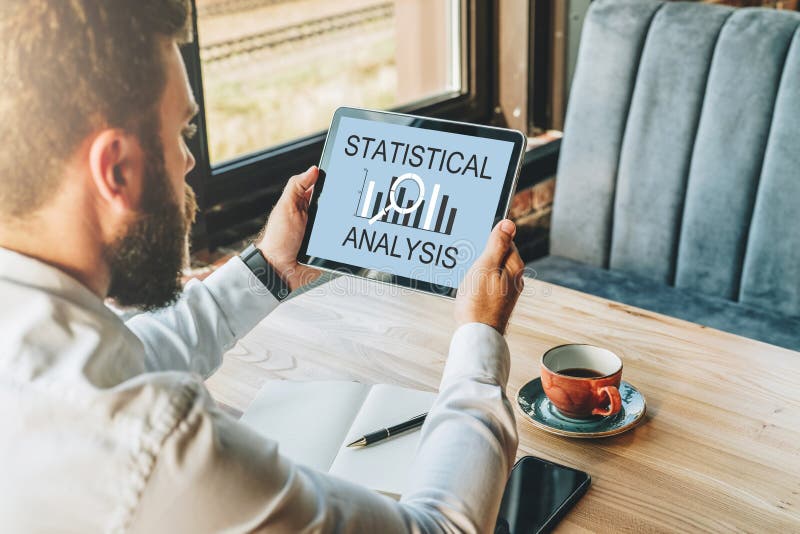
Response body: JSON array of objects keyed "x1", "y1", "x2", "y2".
[{"x1": 298, "y1": 107, "x2": 526, "y2": 298}]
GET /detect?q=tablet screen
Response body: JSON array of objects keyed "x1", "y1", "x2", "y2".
[{"x1": 305, "y1": 114, "x2": 519, "y2": 291}]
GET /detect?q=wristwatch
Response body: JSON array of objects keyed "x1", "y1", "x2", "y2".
[{"x1": 239, "y1": 243, "x2": 291, "y2": 301}]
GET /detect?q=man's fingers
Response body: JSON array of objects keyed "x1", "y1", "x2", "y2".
[
  {"x1": 283, "y1": 166, "x2": 319, "y2": 202},
  {"x1": 505, "y1": 244, "x2": 525, "y2": 293},
  {"x1": 303, "y1": 184, "x2": 315, "y2": 203},
  {"x1": 480, "y1": 219, "x2": 516, "y2": 267},
  {"x1": 505, "y1": 243, "x2": 524, "y2": 276},
  {"x1": 296, "y1": 165, "x2": 319, "y2": 190}
]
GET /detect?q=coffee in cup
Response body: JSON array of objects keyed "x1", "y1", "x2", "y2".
[{"x1": 540, "y1": 344, "x2": 623, "y2": 418}]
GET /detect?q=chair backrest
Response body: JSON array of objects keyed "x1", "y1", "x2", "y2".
[{"x1": 550, "y1": 0, "x2": 800, "y2": 317}]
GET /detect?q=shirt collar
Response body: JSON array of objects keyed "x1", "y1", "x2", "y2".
[{"x1": 0, "y1": 247, "x2": 111, "y2": 316}]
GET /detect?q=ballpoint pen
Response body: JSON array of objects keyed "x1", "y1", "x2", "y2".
[{"x1": 346, "y1": 412, "x2": 428, "y2": 448}]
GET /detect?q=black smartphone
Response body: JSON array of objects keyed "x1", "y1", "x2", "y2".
[{"x1": 495, "y1": 456, "x2": 591, "y2": 534}]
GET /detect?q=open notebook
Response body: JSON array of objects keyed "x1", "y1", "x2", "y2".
[{"x1": 240, "y1": 380, "x2": 438, "y2": 495}]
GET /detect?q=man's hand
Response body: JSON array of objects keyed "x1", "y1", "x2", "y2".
[
  {"x1": 255, "y1": 166, "x2": 321, "y2": 292},
  {"x1": 454, "y1": 219, "x2": 524, "y2": 334}
]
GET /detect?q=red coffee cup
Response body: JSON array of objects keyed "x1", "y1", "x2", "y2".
[{"x1": 540, "y1": 344, "x2": 623, "y2": 418}]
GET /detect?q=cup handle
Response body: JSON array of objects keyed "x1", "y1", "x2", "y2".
[{"x1": 592, "y1": 386, "x2": 622, "y2": 416}]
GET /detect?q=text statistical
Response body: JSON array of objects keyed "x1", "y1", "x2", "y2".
[{"x1": 306, "y1": 117, "x2": 514, "y2": 289}]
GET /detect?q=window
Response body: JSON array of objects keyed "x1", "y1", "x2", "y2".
[
  {"x1": 184, "y1": 0, "x2": 491, "y2": 252},
  {"x1": 197, "y1": 0, "x2": 464, "y2": 164}
]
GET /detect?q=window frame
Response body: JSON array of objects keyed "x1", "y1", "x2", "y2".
[{"x1": 183, "y1": 0, "x2": 495, "y2": 252}]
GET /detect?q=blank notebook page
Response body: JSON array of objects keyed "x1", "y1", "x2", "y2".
[
  {"x1": 329, "y1": 384, "x2": 437, "y2": 495},
  {"x1": 240, "y1": 380, "x2": 370, "y2": 472}
]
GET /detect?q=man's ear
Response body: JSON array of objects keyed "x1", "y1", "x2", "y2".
[{"x1": 88, "y1": 129, "x2": 145, "y2": 213}]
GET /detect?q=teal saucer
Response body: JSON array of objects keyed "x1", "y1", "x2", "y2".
[{"x1": 516, "y1": 378, "x2": 646, "y2": 438}]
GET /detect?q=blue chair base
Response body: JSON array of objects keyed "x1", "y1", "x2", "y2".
[{"x1": 527, "y1": 255, "x2": 800, "y2": 352}]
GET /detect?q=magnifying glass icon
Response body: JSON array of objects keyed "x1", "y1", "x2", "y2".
[{"x1": 368, "y1": 172, "x2": 426, "y2": 225}]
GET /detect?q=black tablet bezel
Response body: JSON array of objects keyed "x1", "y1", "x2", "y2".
[{"x1": 298, "y1": 106, "x2": 526, "y2": 298}]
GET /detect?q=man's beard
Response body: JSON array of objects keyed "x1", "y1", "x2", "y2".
[{"x1": 104, "y1": 146, "x2": 198, "y2": 312}]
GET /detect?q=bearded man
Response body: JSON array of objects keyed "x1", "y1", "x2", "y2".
[{"x1": 0, "y1": 1, "x2": 524, "y2": 531}]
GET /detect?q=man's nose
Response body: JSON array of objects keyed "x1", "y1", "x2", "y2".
[{"x1": 185, "y1": 148, "x2": 196, "y2": 175}]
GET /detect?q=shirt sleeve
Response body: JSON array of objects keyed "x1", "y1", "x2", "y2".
[
  {"x1": 128, "y1": 322, "x2": 518, "y2": 534},
  {"x1": 125, "y1": 257, "x2": 279, "y2": 377}
]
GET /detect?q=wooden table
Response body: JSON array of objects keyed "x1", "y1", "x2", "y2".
[{"x1": 206, "y1": 275, "x2": 800, "y2": 532}]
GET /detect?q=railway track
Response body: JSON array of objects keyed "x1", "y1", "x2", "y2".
[
  {"x1": 197, "y1": 0, "x2": 294, "y2": 18},
  {"x1": 200, "y1": 3, "x2": 394, "y2": 64}
]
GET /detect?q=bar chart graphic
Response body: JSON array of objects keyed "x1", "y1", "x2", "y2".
[{"x1": 355, "y1": 172, "x2": 458, "y2": 235}]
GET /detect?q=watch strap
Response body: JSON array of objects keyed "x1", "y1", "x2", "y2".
[{"x1": 239, "y1": 244, "x2": 291, "y2": 301}]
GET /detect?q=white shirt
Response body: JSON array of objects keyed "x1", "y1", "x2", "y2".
[{"x1": 0, "y1": 247, "x2": 518, "y2": 533}]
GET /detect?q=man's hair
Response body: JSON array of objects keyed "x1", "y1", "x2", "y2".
[{"x1": 0, "y1": 0, "x2": 192, "y2": 218}]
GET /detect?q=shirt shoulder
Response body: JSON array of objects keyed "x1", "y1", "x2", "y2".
[{"x1": 0, "y1": 276, "x2": 146, "y2": 388}]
